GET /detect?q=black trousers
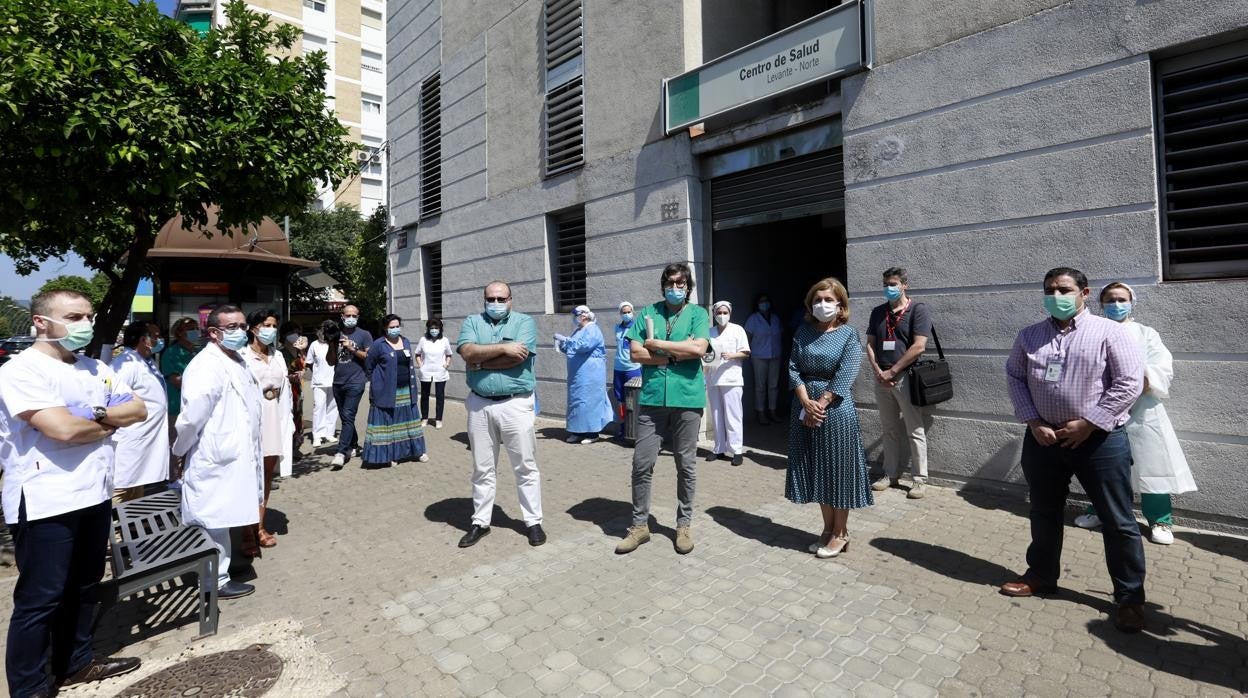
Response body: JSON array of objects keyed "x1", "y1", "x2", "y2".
[
  {"x1": 420, "y1": 380, "x2": 446, "y2": 422},
  {"x1": 6, "y1": 498, "x2": 111, "y2": 697}
]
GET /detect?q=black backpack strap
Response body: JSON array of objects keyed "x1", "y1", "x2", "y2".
[{"x1": 908, "y1": 302, "x2": 944, "y2": 360}]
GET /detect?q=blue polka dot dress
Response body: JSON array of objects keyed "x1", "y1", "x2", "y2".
[{"x1": 785, "y1": 323, "x2": 874, "y2": 509}]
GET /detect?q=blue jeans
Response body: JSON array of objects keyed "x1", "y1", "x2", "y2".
[
  {"x1": 1020, "y1": 427, "x2": 1146, "y2": 605},
  {"x1": 333, "y1": 381, "x2": 366, "y2": 456},
  {"x1": 6, "y1": 498, "x2": 111, "y2": 696}
]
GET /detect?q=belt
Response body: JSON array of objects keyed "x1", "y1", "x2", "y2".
[
  {"x1": 472, "y1": 391, "x2": 529, "y2": 402},
  {"x1": 263, "y1": 387, "x2": 281, "y2": 400}
]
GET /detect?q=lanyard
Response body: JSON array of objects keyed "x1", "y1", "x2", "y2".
[
  {"x1": 884, "y1": 304, "x2": 908, "y2": 341},
  {"x1": 664, "y1": 303, "x2": 686, "y2": 339}
]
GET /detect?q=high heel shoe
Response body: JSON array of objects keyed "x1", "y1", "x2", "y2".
[
  {"x1": 808, "y1": 531, "x2": 833, "y2": 553},
  {"x1": 815, "y1": 535, "x2": 850, "y2": 559}
]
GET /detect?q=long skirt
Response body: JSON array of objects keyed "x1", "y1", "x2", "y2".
[{"x1": 363, "y1": 387, "x2": 427, "y2": 464}]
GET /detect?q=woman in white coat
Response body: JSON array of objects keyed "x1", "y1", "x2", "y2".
[
  {"x1": 1074, "y1": 283, "x2": 1197, "y2": 545},
  {"x1": 705, "y1": 301, "x2": 751, "y2": 465},
  {"x1": 172, "y1": 304, "x2": 264, "y2": 598},
  {"x1": 306, "y1": 320, "x2": 340, "y2": 446},
  {"x1": 240, "y1": 308, "x2": 294, "y2": 550}
]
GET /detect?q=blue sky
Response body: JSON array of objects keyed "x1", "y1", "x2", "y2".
[{"x1": 1, "y1": 0, "x2": 177, "y2": 301}]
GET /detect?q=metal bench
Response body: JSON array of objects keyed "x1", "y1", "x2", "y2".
[{"x1": 102, "y1": 491, "x2": 220, "y2": 638}]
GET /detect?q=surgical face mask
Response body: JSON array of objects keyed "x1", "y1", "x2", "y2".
[
  {"x1": 621, "y1": 312, "x2": 634, "y2": 323},
  {"x1": 285, "y1": 333, "x2": 299, "y2": 344},
  {"x1": 186, "y1": 329, "x2": 202, "y2": 343},
  {"x1": 485, "y1": 302, "x2": 509, "y2": 321},
  {"x1": 1103, "y1": 301, "x2": 1132, "y2": 322},
  {"x1": 151, "y1": 338, "x2": 166, "y2": 354},
  {"x1": 37, "y1": 316, "x2": 94, "y2": 351},
  {"x1": 1044, "y1": 293, "x2": 1079, "y2": 321},
  {"x1": 758, "y1": 301, "x2": 771, "y2": 312},
  {"x1": 811, "y1": 301, "x2": 840, "y2": 323},
  {"x1": 387, "y1": 326, "x2": 402, "y2": 338},
  {"x1": 714, "y1": 313, "x2": 729, "y2": 326},
  {"x1": 219, "y1": 328, "x2": 249, "y2": 351},
  {"x1": 664, "y1": 287, "x2": 687, "y2": 305},
  {"x1": 884, "y1": 285, "x2": 903, "y2": 302},
  {"x1": 257, "y1": 327, "x2": 278, "y2": 345},
  {"x1": 429, "y1": 328, "x2": 441, "y2": 338},
  {"x1": 342, "y1": 317, "x2": 358, "y2": 329}
]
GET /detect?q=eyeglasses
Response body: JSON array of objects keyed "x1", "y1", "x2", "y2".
[
  {"x1": 214, "y1": 323, "x2": 247, "y2": 331},
  {"x1": 484, "y1": 296, "x2": 510, "y2": 303},
  {"x1": 342, "y1": 314, "x2": 359, "y2": 319}
]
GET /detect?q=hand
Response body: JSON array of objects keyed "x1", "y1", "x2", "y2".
[
  {"x1": 800, "y1": 398, "x2": 826, "y2": 421},
  {"x1": 553, "y1": 334, "x2": 568, "y2": 344},
  {"x1": 1029, "y1": 423, "x2": 1058, "y2": 447},
  {"x1": 874, "y1": 368, "x2": 895, "y2": 387},
  {"x1": 643, "y1": 338, "x2": 664, "y2": 353},
  {"x1": 1055, "y1": 418, "x2": 1096, "y2": 449},
  {"x1": 106, "y1": 392, "x2": 134, "y2": 407},
  {"x1": 880, "y1": 368, "x2": 897, "y2": 383},
  {"x1": 802, "y1": 410, "x2": 823, "y2": 428},
  {"x1": 500, "y1": 343, "x2": 530, "y2": 362},
  {"x1": 67, "y1": 404, "x2": 94, "y2": 421}
]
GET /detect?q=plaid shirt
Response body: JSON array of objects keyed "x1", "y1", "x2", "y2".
[{"x1": 1006, "y1": 308, "x2": 1144, "y2": 432}]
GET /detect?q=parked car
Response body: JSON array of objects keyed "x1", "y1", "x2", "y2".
[{"x1": 0, "y1": 336, "x2": 34, "y2": 366}]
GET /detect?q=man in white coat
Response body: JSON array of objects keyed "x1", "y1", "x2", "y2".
[
  {"x1": 172, "y1": 305, "x2": 264, "y2": 600},
  {"x1": 110, "y1": 321, "x2": 170, "y2": 502}
]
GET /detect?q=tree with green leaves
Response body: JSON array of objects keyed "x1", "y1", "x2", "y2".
[
  {"x1": 289, "y1": 205, "x2": 390, "y2": 325},
  {"x1": 36, "y1": 274, "x2": 112, "y2": 307},
  {"x1": 0, "y1": 0, "x2": 357, "y2": 355}
]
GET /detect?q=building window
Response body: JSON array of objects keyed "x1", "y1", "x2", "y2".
[
  {"x1": 543, "y1": 0, "x2": 584, "y2": 176},
  {"x1": 302, "y1": 0, "x2": 325, "y2": 12},
  {"x1": 302, "y1": 32, "x2": 328, "y2": 56},
  {"x1": 1156, "y1": 40, "x2": 1248, "y2": 280},
  {"x1": 548, "y1": 207, "x2": 587, "y2": 310},
  {"x1": 419, "y1": 73, "x2": 442, "y2": 219},
  {"x1": 361, "y1": 6, "x2": 383, "y2": 30},
  {"x1": 395, "y1": 228, "x2": 409, "y2": 250},
  {"x1": 361, "y1": 49, "x2": 383, "y2": 74},
  {"x1": 361, "y1": 92, "x2": 383, "y2": 115},
  {"x1": 361, "y1": 136, "x2": 383, "y2": 177},
  {"x1": 422, "y1": 242, "x2": 443, "y2": 318}
]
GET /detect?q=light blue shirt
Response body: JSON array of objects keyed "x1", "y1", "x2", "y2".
[
  {"x1": 457, "y1": 311, "x2": 538, "y2": 396},
  {"x1": 614, "y1": 321, "x2": 640, "y2": 372}
]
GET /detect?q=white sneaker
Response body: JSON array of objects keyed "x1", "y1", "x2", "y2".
[
  {"x1": 579, "y1": 437, "x2": 596, "y2": 445},
  {"x1": 565, "y1": 435, "x2": 580, "y2": 444},
  {"x1": 1074, "y1": 513, "x2": 1101, "y2": 529},
  {"x1": 312, "y1": 437, "x2": 323, "y2": 447},
  {"x1": 331, "y1": 453, "x2": 345, "y2": 467},
  {"x1": 1150, "y1": 524, "x2": 1174, "y2": 545},
  {"x1": 418, "y1": 453, "x2": 430, "y2": 463},
  {"x1": 435, "y1": 421, "x2": 444, "y2": 430}
]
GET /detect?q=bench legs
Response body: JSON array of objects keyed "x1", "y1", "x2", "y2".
[{"x1": 197, "y1": 557, "x2": 219, "y2": 638}]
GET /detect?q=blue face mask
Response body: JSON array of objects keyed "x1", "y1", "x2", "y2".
[
  {"x1": 485, "y1": 302, "x2": 509, "y2": 321},
  {"x1": 1103, "y1": 301, "x2": 1131, "y2": 322},
  {"x1": 257, "y1": 327, "x2": 278, "y2": 345},
  {"x1": 387, "y1": 326, "x2": 402, "y2": 338},
  {"x1": 186, "y1": 329, "x2": 201, "y2": 343},
  {"x1": 758, "y1": 301, "x2": 771, "y2": 312},
  {"x1": 664, "y1": 288, "x2": 687, "y2": 305},
  {"x1": 884, "y1": 285, "x2": 903, "y2": 302},
  {"x1": 220, "y1": 328, "x2": 249, "y2": 351},
  {"x1": 342, "y1": 317, "x2": 358, "y2": 329},
  {"x1": 621, "y1": 312, "x2": 634, "y2": 324},
  {"x1": 429, "y1": 328, "x2": 441, "y2": 338},
  {"x1": 151, "y1": 338, "x2": 165, "y2": 354}
]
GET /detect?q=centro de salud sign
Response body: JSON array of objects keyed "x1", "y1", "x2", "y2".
[{"x1": 664, "y1": 0, "x2": 870, "y2": 134}]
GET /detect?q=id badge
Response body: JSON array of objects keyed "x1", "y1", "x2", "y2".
[
  {"x1": 882, "y1": 340, "x2": 896, "y2": 351},
  {"x1": 1044, "y1": 356, "x2": 1064, "y2": 382}
]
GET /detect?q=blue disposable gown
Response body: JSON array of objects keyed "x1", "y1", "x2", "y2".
[{"x1": 562, "y1": 322, "x2": 614, "y2": 434}]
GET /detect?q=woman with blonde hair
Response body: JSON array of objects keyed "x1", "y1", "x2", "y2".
[
  {"x1": 785, "y1": 277, "x2": 873, "y2": 558},
  {"x1": 1074, "y1": 282, "x2": 1197, "y2": 545}
]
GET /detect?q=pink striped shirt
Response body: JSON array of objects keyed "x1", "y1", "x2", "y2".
[{"x1": 1006, "y1": 308, "x2": 1144, "y2": 432}]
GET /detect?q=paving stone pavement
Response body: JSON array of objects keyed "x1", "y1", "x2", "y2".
[{"x1": 2, "y1": 399, "x2": 1247, "y2": 696}]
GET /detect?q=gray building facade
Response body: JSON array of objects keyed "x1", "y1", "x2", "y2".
[{"x1": 388, "y1": 0, "x2": 1248, "y2": 523}]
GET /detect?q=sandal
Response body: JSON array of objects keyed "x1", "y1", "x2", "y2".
[
  {"x1": 808, "y1": 530, "x2": 833, "y2": 554},
  {"x1": 258, "y1": 530, "x2": 278, "y2": 548}
]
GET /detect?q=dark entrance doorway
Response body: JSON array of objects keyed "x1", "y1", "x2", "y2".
[{"x1": 710, "y1": 211, "x2": 846, "y2": 454}]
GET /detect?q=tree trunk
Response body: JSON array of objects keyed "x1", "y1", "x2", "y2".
[{"x1": 87, "y1": 214, "x2": 158, "y2": 359}]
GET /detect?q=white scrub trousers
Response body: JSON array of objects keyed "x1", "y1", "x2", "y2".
[
  {"x1": 311, "y1": 385, "x2": 338, "y2": 440},
  {"x1": 709, "y1": 385, "x2": 745, "y2": 456}
]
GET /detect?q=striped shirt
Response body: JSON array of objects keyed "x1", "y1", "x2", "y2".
[{"x1": 1006, "y1": 308, "x2": 1144, "y2": 432}]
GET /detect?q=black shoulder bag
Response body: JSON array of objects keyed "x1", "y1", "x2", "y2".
[{"x1": 906, "y1": 308, "x2": 953, "y2": 407}]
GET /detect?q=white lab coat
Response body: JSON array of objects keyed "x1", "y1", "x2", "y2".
[
  {"x1": 172, "y1": 342, "x2": 264, "y2": 528},
  {"x1": 110, "y1": 349, "x2": 170, "y2": 488},
  {"x1": 1121, "y1": 321, "x2": 1197, "y2": 495}
]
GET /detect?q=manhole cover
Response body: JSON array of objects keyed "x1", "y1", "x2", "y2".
[{"x1": 116, "y1": 644, "x2": 283, "y2": 697}]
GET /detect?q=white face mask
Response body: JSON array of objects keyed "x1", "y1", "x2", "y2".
[
  {"x1": 812, "y1": 301, "x2": 840, "y2": 322},
  {"x1": 714, "y1": 314, "x2": 729, "y2": 326}
]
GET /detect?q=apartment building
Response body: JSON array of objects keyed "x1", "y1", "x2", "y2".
[
  {"x1": 177, "y1": 0, "x2": 388, "y2": 215},
  {"x1": 387, "y1": 0, "x2": 1248, "y2": 523}
]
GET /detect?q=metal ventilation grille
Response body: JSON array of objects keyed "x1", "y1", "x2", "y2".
[
  {"x1": 545, "y1": 77, "x2": 584, "y2": 176},
  {"x1": 419, "y1": 73, "x2": 442, "y2": 220},
  {"x1": 552, "y1": 210, "x2": 587, "y2": 310},
  {"x1": 709, "y1": 148, "x2": 844, "y2": 230},
  {"x1": 1157, "y1": 43, "x2": 1248, "y2": 280},
  {"x1": 423, "y1": 242, "x2": 443, "y2": 318},
  {"x1": 545, "y1": 0, "x2": 582, "y2": 72}
]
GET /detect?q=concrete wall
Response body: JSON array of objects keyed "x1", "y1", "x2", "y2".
[
  {"x1": 843, "y1": 0, "x2": 1248, "y2": 521},
  {"x1": 388, "y1": 0, "x2": 700, "y2": 417}
]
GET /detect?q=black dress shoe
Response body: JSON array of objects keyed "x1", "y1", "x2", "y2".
[
  {"x1": 219, "y1": 581, "x2": 256, "y2": 600},
  {"x1": 731, "y1": 453, "x2": 743, "y2": 466},
  {"x1": 704, "y1": 452, "x2": 720, "y2": 462},
  {"x1": 527, "y1": 524, "x2": 547, "y2": 547},
  {"x1": 58, "y1": 656, "x2": 141, "y2": 687},
  {"x1": 458, "y1": 525, "x2": 490, "y2": 548},
  {"x1": 1114, "y1": 603, "x2": 1146, "y2": 633}
]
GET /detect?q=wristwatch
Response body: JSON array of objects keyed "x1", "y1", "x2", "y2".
[{"x1": 92, "y1": 406, "x2": 107, "y2": 423}]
